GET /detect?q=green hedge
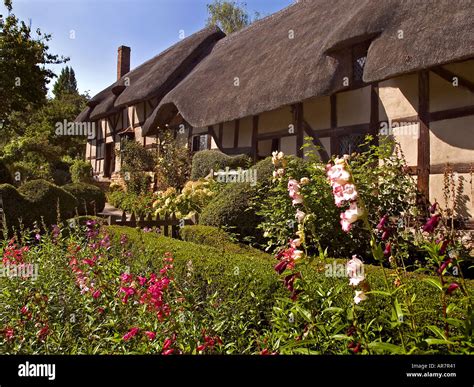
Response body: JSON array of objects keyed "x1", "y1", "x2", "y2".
[
  {"x1": 70, "y1": 160, "x2": 93, "y2": 184},
  {"x1": 107, "y1": 226, "x2": 284, "y2": 324},
  {"x1": 63, "y1": 183, "x2": 106, "y2": 215},
  {"x1": 200, "y1": 182, "x2": 261, "y2": 241},
  {"x1": 180, "y1": 225, "x2": 271, "y2": 259},
  {"x1": 107, "y1": 227, "x2": 473, "y2": 335},
  {"x1": 191, "y1": 150, "x2": 251, "y2": 180}
]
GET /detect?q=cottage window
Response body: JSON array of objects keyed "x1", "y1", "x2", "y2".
[
  {"x1": 338, "y1": 133, "x2": 369, "y2": 155},
  {"x1": 192, "y1": 134, "x2": 209, "y2": 152},
  {"x1": 352, "y1": 42, "x2": 370, "y2": 84}
]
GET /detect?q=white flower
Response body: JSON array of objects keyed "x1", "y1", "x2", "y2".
[
  {"x1": 347, "y1": 255, "x2": 365, "y2": 286},
  {"x1": 354, "y1": 290, "x2": 367, "y2": 304},
  {"x1": 293, "y1": 250, "x2": 304, "y2": 260},
  {"x1": 341, "y1": 202, "x2": 363, "y2": 224},
  {"x1": 291, "y1": 238, "x2": 302, "y2": 248},
  {"x1": 295, "y1": 209, "x2": 306, "y2": 223}
]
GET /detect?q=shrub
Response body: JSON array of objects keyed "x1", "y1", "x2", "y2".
[
  {"x1": 253, "y1": 157, "x2": 274, "y2": 186},
  {"x1": 63, "y1": 183, "x2": 106, "y2": 215},
  {"x1": 18, "y1": 179, "x2": 78, "y2": 226},
  {"x1": 70, "y1": 159, "x2": 93, "y2": 184},
  {"x1": 155, "y1": 128, "x2": 192, "y2": 190},
  {"x1": 191, "y1": 150, "x2": 251, "y2": 180},
  {"x1": 200, "y1": 182, "x2": 261, "y2": 242}
]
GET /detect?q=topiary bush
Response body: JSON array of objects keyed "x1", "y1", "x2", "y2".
[
  {"x1": 191, "y1": 150, "x2": 251, "y2": 180},
  {"x1": 0, "y1": 183, "x2": 29, "y2": 232},
  {"x1": 63, "y1": 183, "x2": 106, "y2": 215},
  {"x1": 70, "y1": 159, "x2": 93, "y2": 184},
  {"x1": 253, "y1": 156, "x2": 274, "y2": 186},
  {"x1": 199, "y1": 182, "x2": 261, "y2": 242},
  {"x1": 0, "y1": 160, "x2": 12, "y2": 185},
  {"x1": 18, "y1": 179, "x2": 78, "y2": 226}
]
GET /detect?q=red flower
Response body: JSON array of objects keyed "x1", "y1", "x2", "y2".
[
  {"x1": 37, "y1": 325, "x2": 49, "y2": 341},
  {"x1": 446, "y1": 283, "x2": 459, "y2": 295},
  {"x1": 162, "y1": 349, "x2": 174, "y2": 355},
  {"x1": 4, "y1": 327, "x2": 14, "y2": 341},
  {"x1": 383, "y1": 243, "x2": 391, "y2": 258},
  {"x1": 162, "y1": 338, "x2": 172, "y2": 350},
  {"x1": 20, "y1": 305, "x2": 29, "y2": 315},
  {"x1": 123, "y1": 327, "x2": 139, "y2": 341},
  {"x1": 120, "y1": 273, "x2": 133, "y2": 283},
  {"x1": 438, "y1": 258, "x2": 452, "y2": 275},
  {"x1": 92, "y1": 290, "x2": 101, "y2": 299},
  {"x1": 274, "y1": 260, "x2": 289, "y2": 274},
  {"x1": 145, "y1": 331, "x2": 156, "y2": 341},
  {"x1": 82, "y1": 258, "x2": 95, "y2": 267}
]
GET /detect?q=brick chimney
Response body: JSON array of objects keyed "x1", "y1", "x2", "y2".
[{"x1": 117, "y1": 45, "x2": 131, "y2": 80}]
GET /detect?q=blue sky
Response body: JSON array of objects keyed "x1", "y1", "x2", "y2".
[{"x1": 4, "y1": 0, "x2": 293, "y2": 97}]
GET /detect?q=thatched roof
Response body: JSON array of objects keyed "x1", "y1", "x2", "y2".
[
  {"x1": 76, "y1": 26, "x2": 225, "y2": 122},
  {"x1": 143, "y1": 0, "x2": 473, "y2": 132}
]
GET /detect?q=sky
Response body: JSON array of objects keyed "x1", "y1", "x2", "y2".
[{"x1": 3, "y1": 0, "x2": 293, "y2": 97}]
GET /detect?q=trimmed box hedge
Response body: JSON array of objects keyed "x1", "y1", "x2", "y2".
[{"x1": 107, "y1": 226, "x2": 473, "y2": 334}]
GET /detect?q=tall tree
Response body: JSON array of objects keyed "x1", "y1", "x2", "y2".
[
  {"x1": 0, "y1": 0, "x2": 67, "y2": 129},
  {"x1": 53, "y1": 66, "x2": 78, "y2": 98},
  {"x1": 206, "y1": 0, "x2": 252, "y2": 34}
]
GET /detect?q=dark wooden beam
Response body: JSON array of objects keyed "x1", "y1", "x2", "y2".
[
  {"x1": 330, "y1": 94, "x2": 338, "y2": 156},
  {"x1": 252, "y1": 115, "x2": 259, "y2": 162},
  {"x1": 257, "y1": 128, "x2": 296, "y2": 141},
  {"x1": 207, "y1": 126, "x2": 213, "y2": 150},
  {"x1": 234, "y1": 119, "x2": 240, "y2": 148},
  {"x1": 406, "y1": 163, "x2": 473, "y2": 175},
  {"x1": 429, "y1": 105, "x2": 474, "y2": 122},
  {"x1": 431, "y1": 66, "x2": 474, "y2": 94},
  {"x1": 302, "y1": 119, "x2": 330, "y2": 162},
  {"x1": 370, "y1": 83, "x2": 379, "y2": 142},
  {"x1": 294, "y1": 103, "x2": 304, "y2": 158},
  {"x1": 417, "y1": 70, "x2": 430, "y2": 199},
  {"x1": 218, "y1": 123, "x2": 224, "y2": 144}
]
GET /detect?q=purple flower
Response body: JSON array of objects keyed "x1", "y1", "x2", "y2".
[
  {"x1": 383, "y1": 242, "x2": 391, "y2": 258},
  {"x1": 35, "y1": 234, "x2": 41, "y2": 241},
  {"x1": 376, "y1": 215, "x2": 388, "y2": 231},
  {"x1": 429, "y1": 202, "x2": 438, "y2": 214},
  {"x1": 422, "y1": 215, "x2": 440, "y2": 233}
]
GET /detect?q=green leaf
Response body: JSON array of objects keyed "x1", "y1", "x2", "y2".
[
  {"x1": 368, "y1": 342, "x2": 405, "y2": 354},
  {"x1": 423, "y1": 278, "x2": 442, "y2": 291}
]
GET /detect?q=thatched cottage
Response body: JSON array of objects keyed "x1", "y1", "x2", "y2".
[{"x1": 77, "y1": 0, "x2": 474, "y2": 221}]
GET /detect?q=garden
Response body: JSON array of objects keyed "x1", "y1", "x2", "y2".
[{"x1": 1, "y1": 136, "x2": 473, "y2": 355}]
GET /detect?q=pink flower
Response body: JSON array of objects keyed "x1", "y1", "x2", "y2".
[
  {"x1": 162, "y1": 349, "x2": 174, "y2": 355},
  {"x1": 327, "y1": 165, "x2": 351, "y2": 185},
  {"x1": 290, "y1": 238, "x2": 301, "y2": 248},
  {"x1": 123, "y1": 327, "x2": 139, "y2": 341},
  {"x1": 291, "y1": 194, "x2": 304, "y2": 206},
  {"x1": 145, "y1": 331, "x2": 156, "y2": 340},
  {"x1": 446, "y1": 283, "x2": 459, "y2": 295},
  {"x1": 340, "y1": 218, "x2": 352, "y2": 232},
  {"x1": 82, "y1": 258, "x2": 95, "y2": 267},
  {"x1": 354, "y1": 290, "x2": 367, "y2": 304},
  {"x1": 288, "y1": 179, "x2": 300, "y2": 192},
  {"x1": 137, "y1": 276, "x2": 147, "y2": 286},
  {"x1": 92, "y1": 290, "x2": 101, "y2": 299},
  {"x1": 120, "y1": 273, "x2": 133, "y2": 283}
]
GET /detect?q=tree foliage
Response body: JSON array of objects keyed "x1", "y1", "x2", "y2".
[
  {"x1": 206, "y1": 0, "x2": 253, "y2": 34},
  {"x1": 53, "y1": 66, "x2": 78, "y2": 98}
]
